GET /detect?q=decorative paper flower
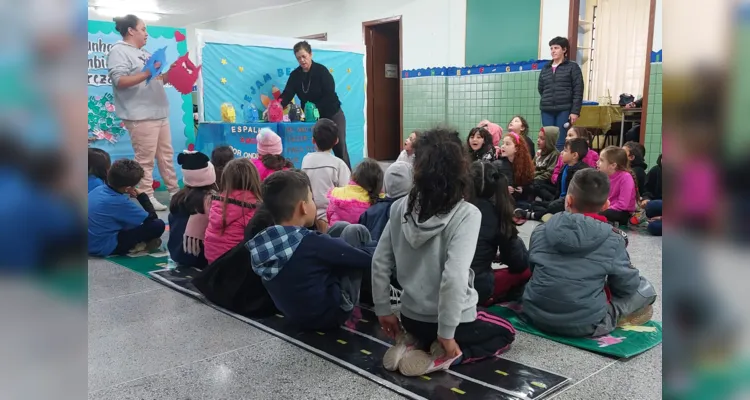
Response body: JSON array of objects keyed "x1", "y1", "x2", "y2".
[
  {"x1": 532, "y1": 63, "x2": 539, "y2": 70},
  {"x1": 479, "y1": 67, "x2": 485, "y2": 74}
]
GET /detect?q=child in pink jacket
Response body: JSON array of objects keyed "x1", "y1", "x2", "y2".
[
  {"x1": 251, "y1": 128, "x2": 294, "y2": 181},
  {"x1": 204, "y1": 158, "x2": 263, "y2": 264},
  {"x1": 326, "y1": 158, "x2": 384, "y2": 225},
  {"x1": 551, "y1": 127, "x2": 599, "y2": 184}
]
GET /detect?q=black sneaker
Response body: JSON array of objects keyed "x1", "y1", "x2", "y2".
[{"x1": 513, "y1": 208, "x2": 530, "y2": 219}]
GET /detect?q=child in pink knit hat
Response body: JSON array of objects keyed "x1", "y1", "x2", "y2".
[{"x1": 252, "y1": 128, "x2": 293, "y2": 181}]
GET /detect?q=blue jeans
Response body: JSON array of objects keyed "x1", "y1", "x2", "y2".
[
  {"x1": 645, "y1": 200, "x2": 663, "y2": 236},
  {"x1": 541, "y1": 110, "x2": 571, "y2": 150}
]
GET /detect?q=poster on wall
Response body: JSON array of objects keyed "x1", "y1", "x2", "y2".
[
  {"x1": 196, "y1": 30, "x2": 366, "y2": 167},
  {"x1": 87, "y1": 20, "x2": 194, "y2": 187}
]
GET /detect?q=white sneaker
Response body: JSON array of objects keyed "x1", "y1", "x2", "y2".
[
  {"x1": 383, "y1": 332, "x2": 417, "y2": 371},
  {"x1": 398, "y1": 341, "x2": 462, "y2": 376},
  {"x1": 149, "y1": 196, "x2": 168, "y2": 211}
]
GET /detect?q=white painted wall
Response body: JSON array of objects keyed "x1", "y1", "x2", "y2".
[
  {"x1": 652, "y1": 0, "x2": 662, "y2": 51},
  {"x1": 187, "y1": 0, "x2": 466, "y2": 70},
  {"x1": 539, "y1": 0, "x2": 570, "y2": 59}
]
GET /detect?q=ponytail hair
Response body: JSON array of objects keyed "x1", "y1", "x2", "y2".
[
  {"x1": 261, "y1": 154, "x2": 294, "y2": 171},
  {"x1": 470, "y1": 161, "x2": 518, "y2": 240},
  {"x1": 113, "y1": 15, "x2": 141, "y2": 37},
  {"x1": 352, "y1": 158, "x2": 384, "y2": 205}
]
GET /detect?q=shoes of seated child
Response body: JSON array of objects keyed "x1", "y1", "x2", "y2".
[
  {"x1": 128, "y1": 238, "x2": 163, "y2": 254},
  {"x1": 383, "y1": 333, "x2": 462, "y2": 376},
  {"x1": 617, "y1": 304, "x2": 654, "y2": 327},
  {"x1": 513, "y1": 208, "x2": 554, "y2": 224}
]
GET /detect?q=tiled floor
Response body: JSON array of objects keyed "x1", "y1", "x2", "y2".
[{"x1": 88, "y1": 193, "x2": 662, "y2": 399}]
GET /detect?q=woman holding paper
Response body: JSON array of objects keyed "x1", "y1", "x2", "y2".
[
  {"x1": 107, "y1": 14, "x2": 179, "y2": 211},
  {"x1": 278, "y1": 41, "x2": 351, "y2": 169}
]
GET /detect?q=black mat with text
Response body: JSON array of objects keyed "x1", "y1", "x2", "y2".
[{"x1": 148, "y1": 267, "x2": 570, "y2": 400}]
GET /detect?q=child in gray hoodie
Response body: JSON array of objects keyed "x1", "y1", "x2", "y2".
[{"x1": 372, "y1": 128, "x2": 515, "y2": 377}]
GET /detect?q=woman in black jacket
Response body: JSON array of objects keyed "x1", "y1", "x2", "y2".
[
  {"x1": 279, "y1": 41, "x2": 350, "y2": 168},
  {"x1": 469, "y1": 161, "x2": 531, "y2": 306},
  {"x1": 538, "y1": 36, "x2": 584, "y2": 151}
]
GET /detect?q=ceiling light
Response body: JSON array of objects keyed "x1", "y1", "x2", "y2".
[{"x1": 93, "y1": 7, "x2": 161, "y2": 21}]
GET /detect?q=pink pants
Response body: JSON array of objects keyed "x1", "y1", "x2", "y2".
[{"x1": 124, "y1": 119, "x2": 179, "y2": 196}]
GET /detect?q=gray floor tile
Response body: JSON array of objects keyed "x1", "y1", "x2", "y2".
[
  {"x1": 88, "y1": 287, "x2": 273, "y2": 392},
  {"x1": 88, "y1": 338, "x2": 406, "y2": 400},
  {"x1": 551, "y1": 344, "x2": 662, "y2": 400},
  {"x1": 501, "y1": 331, "x2": 618, "y2": 382},
  {"x1": 88, "y1": 260, "x2": 162, "y2": 302}
]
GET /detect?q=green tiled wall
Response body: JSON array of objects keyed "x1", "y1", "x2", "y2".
[
  {"x1": 403, "y1": 77, "x2": 446, "y2": 140},
  {"x1": 644, "y1": 63, "x2": 662, "y2": 167},
  {"x1": 403, "y1": 71, "x2": 543, "y2": 142}
]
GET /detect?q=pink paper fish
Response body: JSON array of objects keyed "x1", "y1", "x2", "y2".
[{"x1": 595, "y1": 335, "x2": 625, "y2": 347}]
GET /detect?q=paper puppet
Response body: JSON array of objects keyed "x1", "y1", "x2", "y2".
[
  {"x1": 221, "y1": 103, "x2": 236, "y2": 123},
  {"x1": 267, "y1": 99, "x2": 284, "y2": 122},
  {"x1": 167, "y1": 53, "x2": 201, "y2": 95},
  {"x1": 142, "y1": 46, "x2": 167, "y2": 84},
  {"x1": 304, "y1": 102, "x2": 319, "y2": 122}
]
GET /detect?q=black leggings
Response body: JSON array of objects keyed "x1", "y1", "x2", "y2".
[
  {"x1": 401, "y1": 311, "x2": 515, "y2": 363},
  {"x1": 600, "y1": 209, "x2": 631, "y2": 226},
  {"x1": 330, "y1": 109, "x2": 351, "y2": 169}
]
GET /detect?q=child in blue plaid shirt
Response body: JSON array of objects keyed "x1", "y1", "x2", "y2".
[{"x1": 247, "y1": 170, "x2": 373, "y2": 331}]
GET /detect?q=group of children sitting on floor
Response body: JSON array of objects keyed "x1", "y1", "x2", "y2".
[{"x1": 87, "y1": 116, "x2": 661, "y2": 377}]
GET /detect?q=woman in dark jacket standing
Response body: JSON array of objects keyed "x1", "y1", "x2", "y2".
[
  {"x1": 280, "y1": 41, "x2": 351, "y2": 169},
  {"x1": 538, "y1": 36, "x2": 584, "y2": 151}
]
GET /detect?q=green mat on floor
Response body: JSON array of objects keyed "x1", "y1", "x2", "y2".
[
  {"x1": 106, "y1": 252, "x2": 169, "y2": 277},
  {"x1": 487, "y1": 304, "x2": 662, "y2": 358}
]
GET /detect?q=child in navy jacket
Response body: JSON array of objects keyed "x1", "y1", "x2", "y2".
[
  {"x1": 358, "y1": 161, "x2": 413, "y2": 241},
  {"x1": 247, "y1": 170, "x2": 373, "y2": 331}
]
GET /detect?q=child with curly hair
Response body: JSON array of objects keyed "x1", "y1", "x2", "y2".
[
  {"x1": 494, "y1": 132, "x2": 535, "y2": 204},
  {"x1": 372, "y1": 127, "x2": 515, "y2": 377}
]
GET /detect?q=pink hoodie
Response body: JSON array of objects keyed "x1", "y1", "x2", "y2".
[
  {"x1": 251, "y1": 158, "x2": 288, "y2": 181},
  {"x1": 607, "y1": 170, "x2": 637, "y2": 213},
  {"x1": 204, "y1": 190, "x2": 259, "y2": 264},
  {"x1": 551, "y1": 149, "x2": 599, "y2": 184}
]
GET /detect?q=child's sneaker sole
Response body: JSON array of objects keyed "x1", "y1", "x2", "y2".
[
  {"x1": 382, "y1": 333, "x2": 416, "y2": 371},
  {"x1": 541, "y1": 213, "x2": 553, "y2": 223},
  {"x1": 618, "y1": 304, "x2": 654, "y2": 327}
]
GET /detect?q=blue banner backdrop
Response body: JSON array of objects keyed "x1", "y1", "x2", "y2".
[
  {"x1": 88, "y1": 20, "x2": 194, "y2": 187},
  {"x1": 201, "y1": 43, "x2": 365, "y2": 166}
]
